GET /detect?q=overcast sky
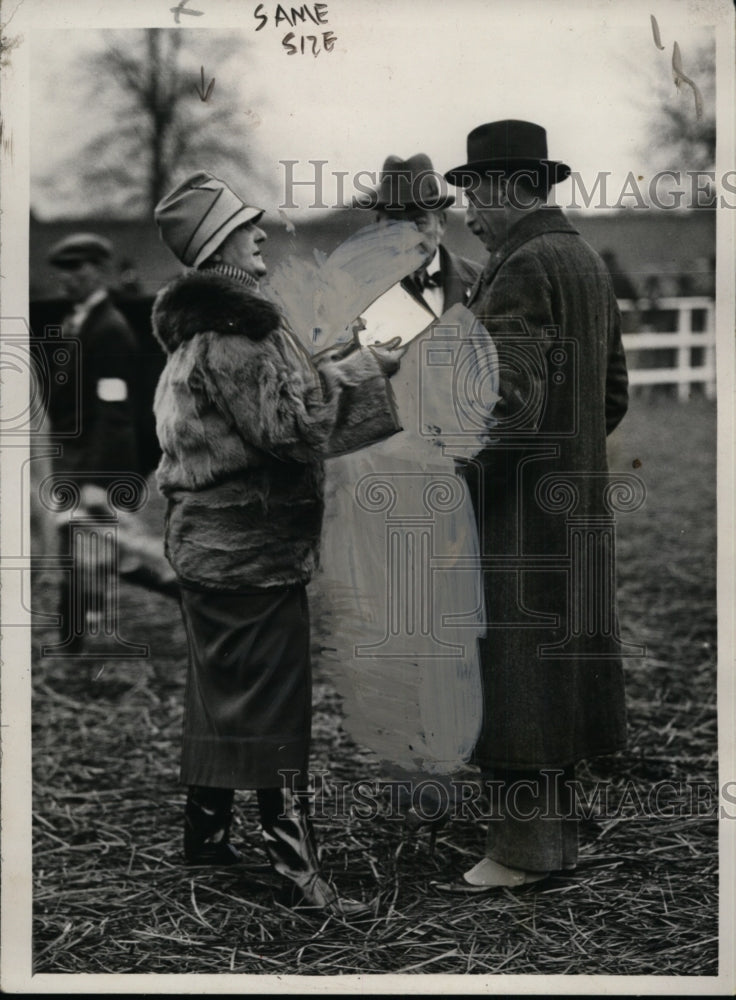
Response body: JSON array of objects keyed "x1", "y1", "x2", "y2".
[{"x1": 27, "y1": 0, "x2": 718, "y2": 218}]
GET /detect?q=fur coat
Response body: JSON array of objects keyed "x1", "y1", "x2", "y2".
[{"x1": 152, "y1": 268, "x2": 400, "y2": 590}]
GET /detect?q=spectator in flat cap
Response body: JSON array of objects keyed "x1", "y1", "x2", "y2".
[
  {"x1": 45, "y1": 231, "x2": 141, "y2": 653},
  {"x1": 355, "y1": 153, "x2": 481, "y2": 317},
  {"x1": 47, "y1": 232, "x2": 114, "y2": 267}
]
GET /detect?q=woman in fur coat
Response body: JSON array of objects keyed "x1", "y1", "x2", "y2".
[{"x1": 152, "y1": 171, "x2": 403, "y2": 917}]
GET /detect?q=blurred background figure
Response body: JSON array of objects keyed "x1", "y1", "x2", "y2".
[
  {"x1": 44, "y1": 232, "x2": 176, "y2": 654},
  {"x1": 118, "y1": 257, "x2": 143, "y2": 295},
  {"x1": 600, "y1": 249, "x2": 640, "y2": 309},
  {"x1": 600, "y1": 248, "x2": 646, "y2": 398},
  {"x1": 638, "y1": 273, "x2": 674, "y2": 399},
  {"x1": 46, "y1": 233, "x2": 140, "y2": 652}
]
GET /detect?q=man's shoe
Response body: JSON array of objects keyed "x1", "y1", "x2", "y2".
[{"x1": 431, "y1": 857, "x2": 549, "y2": 893}]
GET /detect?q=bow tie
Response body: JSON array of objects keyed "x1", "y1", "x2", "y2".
[{"x1": 415, "y1": 269, "x2": 442, "y2": 290}]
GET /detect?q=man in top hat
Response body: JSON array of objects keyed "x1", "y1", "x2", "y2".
[
  {"x1": 45, "y1": 233, "x2": 142, "y2": 650},
  {"x1": 356, "y1": 153, "x2": 481, "y2": 316},
  {"x1": 435, "y1": 120, "x2": 630, "y2": 890}
]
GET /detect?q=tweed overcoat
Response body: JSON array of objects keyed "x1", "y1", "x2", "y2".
[
  {"x1": 152, "y1": 268, "x2": 401, "y2": 591},
  {"x1": 464, "y1": 207, "x2": 630, "y2": 769}
]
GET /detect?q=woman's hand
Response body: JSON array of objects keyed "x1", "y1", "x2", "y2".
[{"x1": 350, "y1": 316, "x2": 367, "y2": 344}]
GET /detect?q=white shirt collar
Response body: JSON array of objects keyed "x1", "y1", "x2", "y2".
[
  {"x1": 425, "y1": 248, "x2": 441, "y2": 278},
  {"x1": 73, "y1": 287, "x2": 108, "y2": 319},
  {"x1": 67, "y1": 288, "x2": 108, "y2": 334}
]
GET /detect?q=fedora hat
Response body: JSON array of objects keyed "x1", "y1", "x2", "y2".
[
  {"x1": 354, "y1": 153, "x2": 455, "y2": 210},
  {"x1": 155, "y1": 171, "x2": 264, "y2": 268},
  {"x1": 445, "y1": 120, "x2": 571, "y2": 187}
]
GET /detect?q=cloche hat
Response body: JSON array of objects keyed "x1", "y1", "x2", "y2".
[{"x1": 154, "y1": 171, "x2": 264, "y2": 268}]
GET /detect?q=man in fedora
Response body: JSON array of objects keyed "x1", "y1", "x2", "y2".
[
  {"x1": 351, "y1": 154, "x2": 483, "y2": 826},
  {"x1": 355, "y1": 153, "x2": 480, "y2": 316},
  {"x1": 435, "y1": 120, "x2": 630, "y2": 890}
]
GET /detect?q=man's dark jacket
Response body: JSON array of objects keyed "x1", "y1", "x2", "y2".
[{"x1": 49, "y1": 294, "x2": 140, "y2": 481}]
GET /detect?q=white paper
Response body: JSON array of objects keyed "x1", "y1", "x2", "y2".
[{"x1": 357, "y1": 281, "x2": 436, "y2": 347}]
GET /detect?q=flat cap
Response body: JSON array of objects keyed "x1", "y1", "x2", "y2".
[{"x1": 47, "y1": 233, "x2": 114, "y2": 267}]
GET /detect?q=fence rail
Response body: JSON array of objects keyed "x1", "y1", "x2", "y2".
[{"x1": 618, "y1": 296, "x2": 715, "y2": 401}]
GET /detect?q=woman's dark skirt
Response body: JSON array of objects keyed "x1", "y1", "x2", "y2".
[{"x1": 178, "y1": 582, "x2": 312, "y2": 789}]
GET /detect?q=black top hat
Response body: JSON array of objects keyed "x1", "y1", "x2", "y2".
[
  {"x1": 445, "y1": 120, "x2": 571, "y2": 187},
  {"x1": 355, "y1": 153, "x2": 455, "y2": 210},
  {"x1": 47, "y1": 233, "x2": 114, "y2": 267}
]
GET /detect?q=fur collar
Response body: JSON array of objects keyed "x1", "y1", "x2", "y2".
[{"x1": 152, "y1": 268, "x2": 282, "y2": 353}]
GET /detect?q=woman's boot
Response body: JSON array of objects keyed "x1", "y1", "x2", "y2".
[
  {"x1": 257, "y1": 787, "x2": 372, "y2": 918},
  {"x1": 184, "y1": 785, "x2": 242, "y2": 865}
]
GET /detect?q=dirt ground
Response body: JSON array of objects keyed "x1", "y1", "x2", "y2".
[{"x1": 31, "y1": 393, "x2": 719, "y2": 978}]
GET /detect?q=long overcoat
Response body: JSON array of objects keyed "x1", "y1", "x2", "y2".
[{"x1": 465, "y1": 206, "x2": 630, "y2": 770}]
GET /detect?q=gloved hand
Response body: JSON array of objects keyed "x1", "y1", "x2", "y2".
[{"x1": 369, "y1": 336, "x2": 407, "y2": 376}]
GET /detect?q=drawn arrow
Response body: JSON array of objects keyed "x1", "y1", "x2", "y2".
[
  {"x1": 195, "y1": 66, "x2": 216, "y2": 102},
  {"x1": 650, "y1": 14, "x2": 664, "y2": 51},
  {"x1": 672, "y1": 42, "x2": 704, "y2": 121},
  {"x1": 171, "y1": 0, "x2": 204, "y2": 23}
]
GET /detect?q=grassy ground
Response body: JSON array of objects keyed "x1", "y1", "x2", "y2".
[{"x1": 31, "y1": 394, "x2": 718, "y2": 978}]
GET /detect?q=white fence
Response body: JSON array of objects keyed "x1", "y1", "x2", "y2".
[{"x1": 618, "y1": 296, "x2": 715, "y2": 401}]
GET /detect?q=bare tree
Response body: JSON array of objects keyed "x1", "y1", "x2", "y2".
[{"x1": 62, "y1": 29, "x2": 262, "y2": 217}]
